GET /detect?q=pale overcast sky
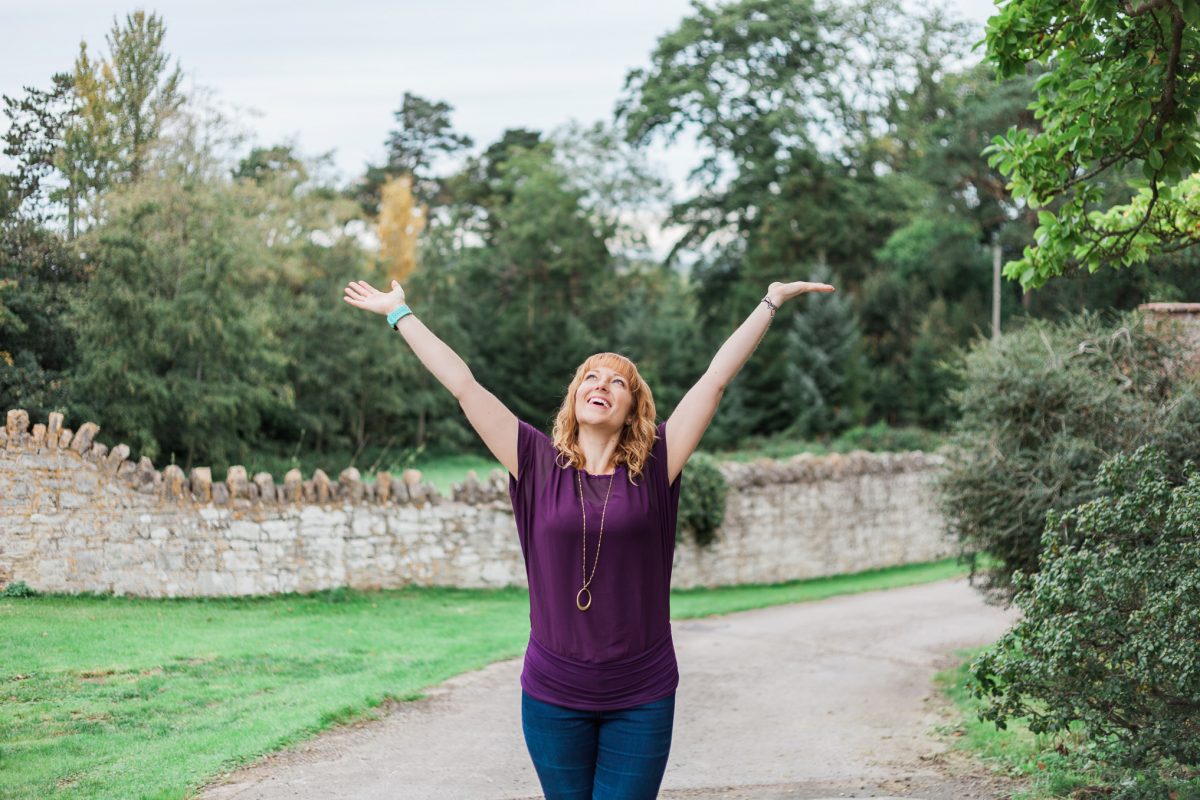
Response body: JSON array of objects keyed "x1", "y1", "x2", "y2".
[{"x1": 2, "y1": 0, "x2": 1001, "y2": 193}]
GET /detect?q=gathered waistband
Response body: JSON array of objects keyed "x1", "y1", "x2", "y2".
[{"x1": 521, "y1": 629, "x2": 679, "y2": 711}]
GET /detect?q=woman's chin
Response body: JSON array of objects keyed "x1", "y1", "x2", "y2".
[{"x1": 576, "y1": 411, "x2": 620, "y2": 430}]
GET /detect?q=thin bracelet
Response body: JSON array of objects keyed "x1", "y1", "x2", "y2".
[{"x1": 761, "y1": 295, "x2": 778, "y2": 318}]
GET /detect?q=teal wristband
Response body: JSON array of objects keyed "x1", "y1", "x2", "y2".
[{"x1": 387, "y1": 304, "x2": 412, "y2": 329}]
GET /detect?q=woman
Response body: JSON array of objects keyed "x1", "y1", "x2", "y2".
[{"x1": 343, "y1": 276, "x2": 834, "y2": 799}]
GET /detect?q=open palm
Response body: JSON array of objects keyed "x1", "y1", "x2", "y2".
[
  {"x1": 769, "y1": 280, "x2": 836, "y2": 303},
  {"x1": 343, "y1": 280, "x2": 405, "y2": 315}
]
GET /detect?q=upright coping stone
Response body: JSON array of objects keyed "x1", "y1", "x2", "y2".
[
  {"x1": 375, "y1": 471, "x2": 393, "y2": 504},
  {"x1": 71, "y1": 421, "x2": 99, "y2": 454},
  {"x1": 312, "y1": 469, "x2": 332, "y2": 503},
  {"x1": 253, "y1": 472, "x2": 276, "y2": 502},
  {"x1": 339, "y1": 467, "x2": 363, "y2": 501},
  {"x1": 6, "y1": 409, "x2": 29, "y2": 441},
  {"x1": 190, "y1": 467, "x2": 213, "y2": 503},
  {"x1": 226, "y1": 466, "x2": 249, "y2": 499},
  {"x1": 283, "y1": 468, "x2": 303, "y2": 502},
  {"x1": 161, "y1": 464, "x2": 187, "y2": 499},
  {"x1": 46, "y1": 412, "x2": 63, "y2": 449}
]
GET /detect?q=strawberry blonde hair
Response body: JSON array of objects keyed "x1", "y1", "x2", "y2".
[{"x1": 552, "y1": 352, "x2": 657, "y2": 484}]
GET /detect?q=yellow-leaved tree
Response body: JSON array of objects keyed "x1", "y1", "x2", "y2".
[{"x1": 376, "y1": 174, "x2": 426, "y2": 283}]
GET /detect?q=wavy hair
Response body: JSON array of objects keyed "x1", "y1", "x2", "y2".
[{"x1": 551, "y1": 352, "x2": 657, "y2": 484}]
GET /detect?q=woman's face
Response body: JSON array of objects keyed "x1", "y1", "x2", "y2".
[{"x1": 574, "y1": 365, "x2": 634, "y2": 430}]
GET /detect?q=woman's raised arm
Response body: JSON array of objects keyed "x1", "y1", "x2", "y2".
[
  {"x1": 664, "y1": 279, "x2": 835, "y2": 484},
  {"x1": 343, "y1": 279, "x2": 519, "y2": 478}
]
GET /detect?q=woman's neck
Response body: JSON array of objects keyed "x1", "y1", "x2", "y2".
[{"x1": 576, "y1": 425, "x2": 622, "y2": 474}]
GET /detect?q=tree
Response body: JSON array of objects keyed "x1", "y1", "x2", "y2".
[
  {"x1": 0, "y1": 219, "x2": 83, "y2": 417},
  {"x1": 1, "y1": 73, "x2": 77, "y2": 222},
  {"x1": 50, "y1": 10, "x2": 184, "y2": 238},
  {"x1": 781, "y1": 263, "x2": 866, "y2": 437},
  {"x1": 983, "y1": 0, "x2": 1200, "y2": 287},
  {"x1": 455, "y1": 146, "x2": 621, "y2": 426},
  {"x1": 88, "y1": 10, "x2": 184, "y2": 183},
  {"x1": 353, "y1": 93, "x2": 473, "y2": 214},
  {"x1": 68, "y1": 112, "x2": 285, "y2": 469},
  {"x1": 377, "y1": 174, "x2": 426, "y2": 283}
]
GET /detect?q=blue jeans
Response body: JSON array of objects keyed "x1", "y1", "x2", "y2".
[{"x1": 521, "y1": 690, "x2": 676, "y2": 800}]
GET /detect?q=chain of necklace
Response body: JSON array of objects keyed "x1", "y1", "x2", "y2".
[{"x1": 575, "y1": 468, "x2": 616, "y2": 612}]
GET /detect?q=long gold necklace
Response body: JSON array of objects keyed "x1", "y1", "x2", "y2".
[{"x1": 575, "y1": 468, "x2": 616, "y2": 612}]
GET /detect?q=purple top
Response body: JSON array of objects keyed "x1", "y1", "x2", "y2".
[{"x1": 508, "y1": 419, "x2": 683, "y2": 710}]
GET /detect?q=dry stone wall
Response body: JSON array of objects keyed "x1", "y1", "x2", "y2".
[{"x1": 1, "y1": 408, "x2": 953, "y2": 597}]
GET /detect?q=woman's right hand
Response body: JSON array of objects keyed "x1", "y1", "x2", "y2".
[{"x1": 343, "y1": 279, "x2": 406, "y2": 316}]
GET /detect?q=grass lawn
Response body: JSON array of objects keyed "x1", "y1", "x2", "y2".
[
  {"x1": 2, "y1": 558, "x2": 968, "y2": 800},
  {"x1": 936, "y1": 650, "x2": 1200, "y2": 799}
]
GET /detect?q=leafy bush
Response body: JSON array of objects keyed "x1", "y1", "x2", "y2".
[
  {"x1": 832, "y1": 421, "x2": 942, "y2": 453},
  {"x1": 971, "y1": 447, "x2": 1200, "y2": 775},
  {"x1": 1, "y1": 580, "x2": 40, "y2": 597},
  {"x1": 677, "y1": 452, "x2": 727, "y2": 547},
  {"x1": 939, "y1": 310, "x2": 1199, "y2": 602}
]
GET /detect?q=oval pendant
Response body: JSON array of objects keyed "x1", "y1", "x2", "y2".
[{"x1": 576, "y1": 587, "x2": 592, "y2": 612}]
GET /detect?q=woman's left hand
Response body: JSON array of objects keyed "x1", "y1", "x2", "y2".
[{"x1": 768, "y1": 280, "x2": 836, "y2": 305}]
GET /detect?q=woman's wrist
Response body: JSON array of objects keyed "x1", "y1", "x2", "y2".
[
  {"x1": 765, "y1": 283, "x2": 785, "y2": 307},
  {"x1": 387, "y1": 303, "x2": 413, "y2": 329}
]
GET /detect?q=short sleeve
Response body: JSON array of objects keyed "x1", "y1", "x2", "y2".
[
  {"x1": 508, "y1": 419, "x2": 550, "y2": 512},
  {"x1": 652, "y1": 421, "x2": 683, "y2": 534}
]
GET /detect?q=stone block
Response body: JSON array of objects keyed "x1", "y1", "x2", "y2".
[
  {"x1": 339, "y1": 467, "x2": 363, "y2": 502},
  {"x1": 104, "y1": 444, "x2": 130, "y2": 474},
  {"x1": 212, "y1": 482, "x2": 230, "y2": 506},
  {"x1": 6, "y1": 409, "x2": 29, "y2": 438},
  {"x1": 59, "y1": 491, "x2": 90, "y2": 509},
  {"x1": 0, "y1": 430, "x2": 7, "y2": 448},
  {"x1": 283, "y1": 469, "x2": 302, "y2": 502},
  {"x1": 375, "y1": 471, "x2": 392, "y2": 504},
  {"x1": 31, "y1": 423, "x2": 46, "y2": 448},
  {"x1": 161, "y1": 465, "x2": 187, "y2": 499},
  {"x1": 261, "y1": 520, "x2": 295, "y2": 541},
  {"x1": 59, "y1": 429, "x2": 72, "y2": 449},
  {"x1": 402, "y1": 468, "x2": 422, "y2": 487},
  {"x1": 190, "y1": 467, "x2": 212, "y2": 502},
  {"x1": 117, "y1": 459, "x2": 138, "y2": 481},
  {"x1": 228, "y1": 521, "x2": 261, "y2": 541},
  {"x1": 253, "y1": 472, "x2": 276, "y2": 502},
  {"x1": 196, "y1": 570, "x2": 235, "y2": 595},
  {"x1": 46, "y1": 412, "x2": 63, "y2": 447},
  {"x1": 312, "y1": 469, "x2": 332, "y2": 504},
  {"x1": 226, "y1": 466, "x2": 248, "y2": 499},
  {"x1": 89, "y1": 442, "x2": 109, "y2": 462},
  {"x1": 135, "y1": 457, "x2": 159, "y2": 489},
  {"x1": 71, "y1": 421, "x2": 99, "y2": 453}
]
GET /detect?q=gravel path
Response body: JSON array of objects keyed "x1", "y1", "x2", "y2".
[{"x1": 200, "y1": 578, "x2": 1023, "y2": 800}]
